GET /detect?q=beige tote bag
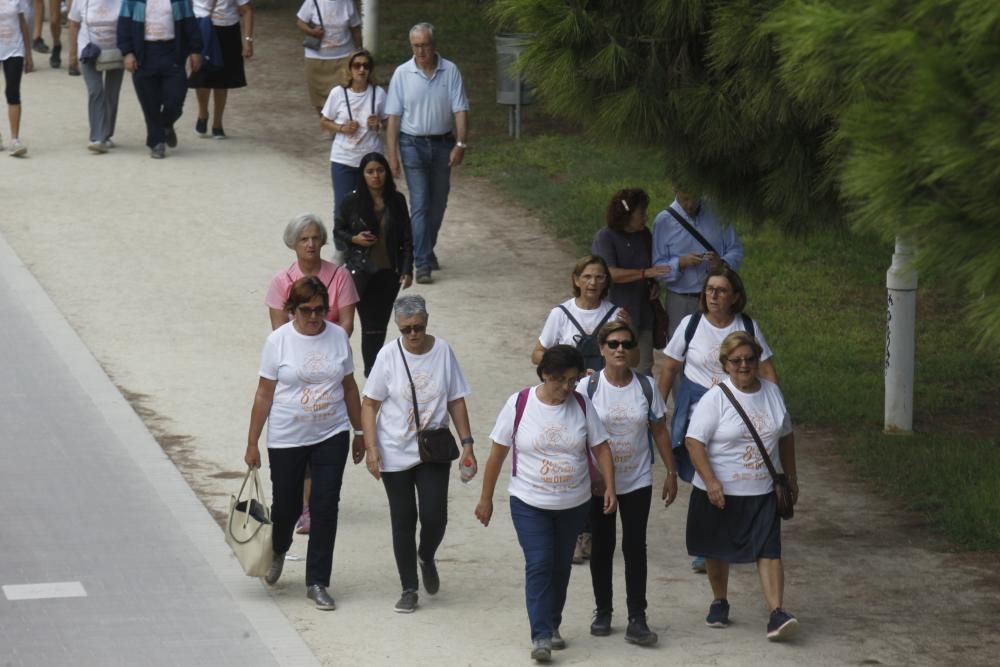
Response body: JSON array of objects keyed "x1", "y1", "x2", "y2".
[{"x1": 225, "y1": 467, "x2": 274, "y2": 577}]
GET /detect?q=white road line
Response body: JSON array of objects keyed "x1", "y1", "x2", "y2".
[{"x1": 3, "y1": 581, "x2": 88, "y2": 601}]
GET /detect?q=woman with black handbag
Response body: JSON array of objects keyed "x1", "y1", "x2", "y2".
[
  {"x1": 684, "y1": 331, "x2": 800, "y2": 641},
  {"x1": 360, "y1": 295, "x2": 475, "y2": 614},
  {"x1": 334, "y1": 151, "x2": 413, "y2": 377}
]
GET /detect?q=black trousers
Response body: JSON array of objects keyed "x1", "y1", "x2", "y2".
[
  {"x1": 355, "y1": 268, "x2": 402, "y2": 376},
  {"x1": 268, "y1": 431, "x2": 349, "y2": 587},
  {"x1": 2, "y1": 57, "x2": 24, "y2": 104},
  {"x1": 132, "y1": 40, "x2": 189, "y2": 148},
  {"x1": 381, "y1": 462, "x2": 450, "y2": 591},
  {"x1": 589, "y1": 485, "x2": 652, "y2": 617}
]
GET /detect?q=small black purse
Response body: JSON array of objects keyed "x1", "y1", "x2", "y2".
[{"x1": 398, "y1": 340, "x2": 459, "y2": 464}]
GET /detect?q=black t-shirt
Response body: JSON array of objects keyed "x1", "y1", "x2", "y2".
[{"x1": 591, "y1": 227, "x2": 654, "y2": 330}]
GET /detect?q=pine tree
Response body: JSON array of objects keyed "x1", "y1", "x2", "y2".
[{"x1": 491, "y1": 0, "x2": 1000, "y2": 345}]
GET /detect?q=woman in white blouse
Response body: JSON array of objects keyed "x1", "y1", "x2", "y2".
[
  {"x1": 684, "y1": 331, "x2": 799, "y2": 641},
  {"x1": 68, "y1": 0, "x2": 123, "y2": 153},
  {"x1": 296, "y1": 0, "x2": 361, "y2": 113},
  {"x1": 0, "y1": 0, "x2": 32, "y2": 156},
  {"x1": 476, "y1": 345, "x2": 617, "y2": 663},
  {"x1": 361, "y1": 295, "x2": 475, "y2": 614}
]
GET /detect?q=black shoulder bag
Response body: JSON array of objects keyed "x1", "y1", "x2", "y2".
[
  {"x1": 717, "y1": 383, "x2": 795, "y2": 520},
  {"x1": 398, "y1": 340, "x2": 459, "y2": 464},
  {"x1": 666, "y1": 206, "x2": 720, "y2": 256}
]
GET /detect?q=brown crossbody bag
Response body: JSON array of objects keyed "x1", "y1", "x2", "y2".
[
  {"x1": 398, "y1": 340, "x2": 459, "y2": 464},
  {"x1": 718, "y1": 384, "x2": 795, "y2": 520}
]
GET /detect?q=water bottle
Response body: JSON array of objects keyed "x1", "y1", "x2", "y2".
[{"x1": 459, "y1": 457, "x2": 477, "y2": 485}]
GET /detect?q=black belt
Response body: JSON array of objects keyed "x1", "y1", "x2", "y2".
[
  {"x1": 402, "y1": 132, "x2": 454, "y2": 141},
  {"x1": 674, "y1": 292, "x2": 701, "y2": 297}
]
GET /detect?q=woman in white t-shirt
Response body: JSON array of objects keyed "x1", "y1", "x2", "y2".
[
  {"x1": 360, "y1": 295, "x2": 474, "y2": 614},
  {"x1": 0, "y1": 0, "x2": 32, "y2": 156},
  {"x1": 578, "y1": 320, "x2": 678, "y2": 646},
  {"x1": 320, "y1": 48, "x2": 386, "y2": 220},
  {"x1": 245, "y1": 276, "x2": 364, "y2": 611},
  {"x1": 476, "y1": 345, "x2": 617, "y2": 662},
  {"x1": 67, "y1": 0, "x2": 123, "y2": 153},
  {"x1": 684, "y1": 331, "x2": 799, "y2": 641},
  {"x1": 296, "y1": 0, "x2": 361, "y2": 112},
  {"x1": 656, "y1": 265, "x2": 778, "y2": 573}
]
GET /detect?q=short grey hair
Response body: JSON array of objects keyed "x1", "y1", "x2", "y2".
[
  {"x1": 394, "y1": 295, "x2": 428, "y2": 323},
  {"x1": 283, "y1": 214, "x2": 328, "y2": 250},
  {"x1": 409, "y1": 22, "x2": 435, "y2": 43}
]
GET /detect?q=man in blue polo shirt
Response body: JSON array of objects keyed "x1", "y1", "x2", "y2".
[
  {"x1": 385, "y1": 22, "x2": 469, "y2": 284},
  {"x1": 652, "y1": 188, "x2": 744, "y2": 341}
]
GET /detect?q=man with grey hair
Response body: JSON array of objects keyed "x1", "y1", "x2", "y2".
[{"x1": 384, "y1": 22, "x2": 469, "y2": 285}]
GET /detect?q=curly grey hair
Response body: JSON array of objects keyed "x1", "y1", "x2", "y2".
[{"x1": 283, "y1": 214, "x2": 328, "y2": 250}]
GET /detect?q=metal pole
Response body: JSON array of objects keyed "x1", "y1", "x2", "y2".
[
  {"x1": 362, "y1": 0, "x2": 378, "y2": 55},
  {"x1": 884, "y1": 235, "x2": 917, "y2": 434}
]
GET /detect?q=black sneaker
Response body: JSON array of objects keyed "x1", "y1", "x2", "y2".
[
  {"x1": 766, "y1": 608, "x2": 799, "y2": 641},
  {"x1": 415, "y1": 269, "x2": 433, "y2": 284},
  {"x1": 625, "y1": 615, "x2": 658, "y2": 646},
  {"x1": 590, "y1": 608, "x2": 612, "y2": 636},
  {"x1": 419, "y1": 558, "x2": 439, "y2": 595},
  {"x1": 165, "y1": 126, "x2": 178, "y2": 148},
  {"x1": 429, "y1": 252, "x2": 440, "y2": 271},
  {"x1": 212, "y1": 127, "x2": 227, "y2": 140},
  {"x1": 706, "y1": 599, "x2": 730, "y2": 628},
  {"x1": 306, "y1": 584, "x2": 336, "y2": 610},
  {"x1": 32, "y1": 37, "x2": 50, "y2": 54},
  {"x1": 550, "y1": 629, "x2": 566, "y2": 650},
  {"x1": 150, "y1": 143, "x2": 166, "y2": 159},
  {"x1": 50, "y1": 44, "x2": 61, "y2": 68},
  {"x1": 394, "y1": 589, "x2": 418, "y2": 613},
  {"x1": 195, "y1": 117, "x2": 208, "y2": 137}
]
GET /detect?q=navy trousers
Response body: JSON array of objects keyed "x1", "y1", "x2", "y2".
[{"x1": 132, "y1": 41, "x2": 189, "y2": 148}]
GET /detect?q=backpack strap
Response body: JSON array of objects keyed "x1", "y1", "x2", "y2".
[
  {"x1": 557, "y1": 305, "x2": 586, "y2": 336},
  {"x1": 511, "y1": 387, "x2": 531, "y2": 477},
  {"x1": 634, "y1": 372, "x2": 657, "y2": 459},
  {"x1": 596, "y1": 306, "x2": 618, "y2": 331},
  {"x1": 572, "y1": 390, "x2": 587, "y2": 415},
  {"x1": 342, "y1": 86, "x2": 353, "y2": 121},
  {"x1": 586, "y1": 372, "x2": 600, "y2": 399},
  {"x1": 741, "y1": 312, "x2": 755, "y2": 339},
  {"x1": 682, "y1": 311, "x2": 702, "y2": 356}
]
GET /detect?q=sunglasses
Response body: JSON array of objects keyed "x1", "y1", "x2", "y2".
[
  {"x1": 399, "y1": 325, "x2": 426, "y2": 335},
  {"x1": 605, "y1": 339, "x2": 637, "y2": 350},
  {"x1": 297, "y1": 306, "x2": 326, "y2": 317},
  {"x1": 726, "y1": 355, "x2": 758, "y2": 366},
  {"x1": 351, "y1": 61, "x2": 372, "y2": 70}
]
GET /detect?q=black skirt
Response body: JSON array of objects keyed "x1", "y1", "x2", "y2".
[
  {"x1": 188, "y1": 23, "x2": 247, "y2": 90},
  {"x1": 686, "y1": 487, "x2": 781, "y2": 563}
]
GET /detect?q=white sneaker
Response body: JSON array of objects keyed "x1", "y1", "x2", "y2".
[
  {"x1": 9, "y1": 139, "x2": 26, "y2": 157},
  {"x1": 87, "y1": 141, "x2": 108, "y2": 154},
  {"x1": 102, "y1": 138, "x2": 116, "y2": 149}
]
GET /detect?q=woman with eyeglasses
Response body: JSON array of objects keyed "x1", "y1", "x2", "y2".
[
  {"x1": 476, "y1": 345, "x2": 617, "y2": 662},
  {"x1": 578, "y1": 320, "x2": 678, "y2": 646},
  {"x1": 320, "y1": 48, "x2": 386, "y2": 221},
  {"x1": 334, "y1": 151, "x2": 413, "y2": 377},
  {"x1": 656, "y1": 265, "x2": 778, "y2": 573},
  {"x1": 684, "y1": 331, "x2": 799, "y2": 641},
  {"x1": 245, "y1": 276, "x2": 364, "y2": 611},
  {"x1": 360, "y1": 295, "x2": 474, "y2": 614}
]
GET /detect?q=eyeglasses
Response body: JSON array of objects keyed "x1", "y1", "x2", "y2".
[
  {"x1": 351, "y1": 61, "x2": 372, "y2": 70},
  {"x1": 399, "y1": 325, "x2": 426, "y2": 335},
  {"x1": 725, "y1": 355, "x2": 758, "y2": 367},
  {"x1": 605, "y1": 339, "x2": 637, "y2": 350},
  {"x1": 705, "y1": 287, "x2": 731, "y2": 296},
  {"x1": 545, "y1": 375, "x2": 580, "y2": 387},
  {"x1": 578, "y1": 274, "x2": 607, "y2": 283},
  {"x1": 297, "y1": 306, "x2": 326, "y2": 317}
]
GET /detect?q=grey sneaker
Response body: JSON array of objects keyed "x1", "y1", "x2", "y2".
[
  {"x1": 9, "y1": 139, "x2": 27, "y2": 157},
  {"x1": 530, "y1": 638, "x2": 552, "y2": 662},
  {"x1": 394, "y1": 589, "x2": 418, "y2": 613},
  {"x1": 419, "y1": 558, "x2": 439, "y2": 595},
  {"x1": 415, "y1": 269, "x2": 433, "y2": 284},
  {"x1": 150, "y1": 143, "x2": 166, "y2": 159},
  {"x1": 264, "y1": 552, "x2": 285, "y2": 586},
  {"x1": 306, "y1": 584, "x2": 336, "y2": 610},
  {"x1": 87, "y1": 141, "x2": 108, "y2": 154},
  {"x1": 550, "y1": 629, "x2": 566, "y2": 650}
]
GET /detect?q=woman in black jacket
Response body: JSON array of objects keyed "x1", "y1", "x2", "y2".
[{"x1": 334, "y1": 151, "x2": 414, "y2": 376}]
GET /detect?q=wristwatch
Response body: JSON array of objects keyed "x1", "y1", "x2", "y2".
[
  {"x1": 455, "y1": 141, "x2": 468, "y2": 149},
  {"x1": 460, "y1": 436, "x2": 474, "y2": 446}
]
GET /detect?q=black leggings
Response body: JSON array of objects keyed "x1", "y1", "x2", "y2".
[
  {"x1": 3, "y1": 57, "x2": 24, "y2": 105},
  {"x1": 381, "y1": 462, "x2": 450, "y2": 592},
  {"x1": 589, "y1": 485, "x2": 652, "y2": 617},
  {"x1": 355, "y1": 268, "x2": 402, "y2": 376}
]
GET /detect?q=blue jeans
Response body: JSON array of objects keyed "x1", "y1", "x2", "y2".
[
  {"x1": 399, "y1": 133, "x2": 453, "y2": 271},
  {"x1": 510, "y1": 496, "x2": 589, "y2": 642},
  {"x1": 331, "y1": 161, "x2": 361, "y2": 228}
]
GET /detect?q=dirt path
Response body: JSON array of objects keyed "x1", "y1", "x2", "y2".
[{"x1": 4, "y1": 7, "x2": 998, "y2": 665}]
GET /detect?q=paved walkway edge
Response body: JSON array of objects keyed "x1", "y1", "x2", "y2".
[{"x1": 0, "y1": 232, "x2": 320, "y2": 667}]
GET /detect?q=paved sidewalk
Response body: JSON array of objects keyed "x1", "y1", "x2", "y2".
[{"x1": 0, "y1": 235, "x2": 318, "y2": 666}]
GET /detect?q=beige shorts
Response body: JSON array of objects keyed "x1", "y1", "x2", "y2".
[{"x1": 304, "y1": 56, "x2": 350, "y2": 109}]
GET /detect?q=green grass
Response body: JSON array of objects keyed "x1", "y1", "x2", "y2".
[{"x1": 375, "y1": 1, "x2": 1000, "y2": 549}]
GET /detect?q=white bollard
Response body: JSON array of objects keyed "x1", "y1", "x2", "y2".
[
  {"x1": 884, "y1": 235, "x2": 918, "y2": 434},
  {"x1": 362, "y1": 0, "x2": 378, "y2": 55}
]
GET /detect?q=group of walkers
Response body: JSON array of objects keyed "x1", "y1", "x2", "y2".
[{"x1": 241, "y1": 175, "x2": 802, "y2": 663}]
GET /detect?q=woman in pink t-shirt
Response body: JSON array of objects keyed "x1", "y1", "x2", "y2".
[{"x1": 266, "y1": 213, "x2": 359, "y2": 335}]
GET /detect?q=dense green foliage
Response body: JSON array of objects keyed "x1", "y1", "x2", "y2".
[{"x1": 490, "y1": 0, "x2": 1000, "y2": 346}]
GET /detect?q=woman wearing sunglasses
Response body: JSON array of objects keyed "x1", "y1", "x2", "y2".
[
  {"x1": 360, "y1": 295, "x2": 475, "y2": 614},
  {"x1": 684, "y1": 331, "x2": 799, "y2": 640},
  {"x1": 578, "y1": 320, "x2": 678, "y2": 646},
  {"x1": 320, "y1": 48, "x2": 387, "y2": 220},
  {"x1": 656, "y1": 265, "x2": 779, "y2": 573},
  {"x1": 244, "y1": 276, "x2": 364, "y2": 611}
]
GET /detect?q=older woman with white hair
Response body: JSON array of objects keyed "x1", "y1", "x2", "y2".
[
  {"x1": 361, "y1": 295, "x2": 475, "y2": 614},
  {"x1": 266, "y1": 213, "x2": 359, "y2": 334}
]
